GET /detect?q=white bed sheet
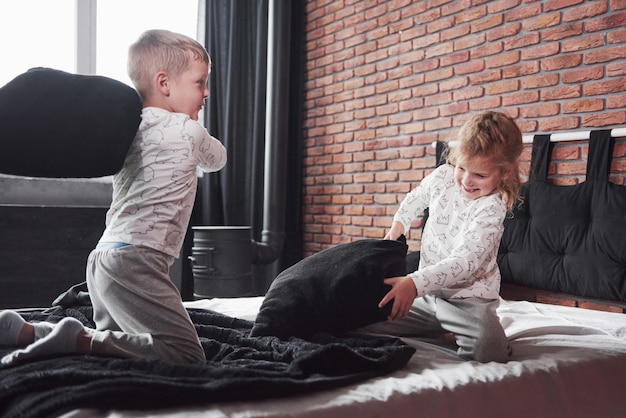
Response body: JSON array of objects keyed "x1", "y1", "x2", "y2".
[{"x1": 64, "y1": 297, "x2": 626, "y2": 418}]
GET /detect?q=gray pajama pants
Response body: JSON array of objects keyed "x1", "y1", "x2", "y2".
[
  {"x1": 360, "y1": 295, "x2": 511, "y2": 363},
  {"x1": 85, "y1": 245, "x2": 205, "y2": 363}
]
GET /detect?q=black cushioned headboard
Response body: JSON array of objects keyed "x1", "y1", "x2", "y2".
[
  {"x1": 498, "y1": 131, "x2": 626, "y2": 302},
  {"x1": 0, "y1": 67, "x2": 142, "y2": 178}
]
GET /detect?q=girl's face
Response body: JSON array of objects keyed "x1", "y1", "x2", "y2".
[
  {"x1": 453, "y1": 156, "x2": 504, "y2": 200},
  {"x1": 167, "y1": 57, "x2": 210, "y2": 121}
]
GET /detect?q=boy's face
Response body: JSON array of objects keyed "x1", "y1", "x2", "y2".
[{"x1": 167, "y1": 57, "x2": 210, "y2": 121}]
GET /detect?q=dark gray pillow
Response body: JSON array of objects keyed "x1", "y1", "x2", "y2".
[
  {"x1": 0, "y1": 67, "x2": 142, "y2": 178},
  {"x1": 250, "y1": 238, "x2": 408, "y2": 339}
]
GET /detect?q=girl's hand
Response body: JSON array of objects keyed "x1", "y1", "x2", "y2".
[
  {"x1": 384, "y1": 221, "x2": 405, "y2": 241},
  {"x1": 378, "y1": 275, "x2": 417, "y2": 321}
]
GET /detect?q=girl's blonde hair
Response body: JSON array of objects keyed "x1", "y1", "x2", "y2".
[
  {"x1": 127, "y1": 29, "x2": 211, "y2": 100},
  {"x1": 446, "y1": 111, "x2": 523, "y2": 212}
]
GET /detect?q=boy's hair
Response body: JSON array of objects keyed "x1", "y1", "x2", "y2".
[
  {"x1": 446, "y1": 111, "x2": 524, "y2": 212},
  {"x1": 127, "y1": 29, "x2": 210, "y2": 100}
]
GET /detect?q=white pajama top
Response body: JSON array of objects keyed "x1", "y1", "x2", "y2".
[
  {"x1": 393, "y1": 164, "x2": 506, "y2": 300},
  {"x1": 99, "y1": 107, "x2": 227, "y2": 258}
]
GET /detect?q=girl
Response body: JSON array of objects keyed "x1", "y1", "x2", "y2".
[{"x1": 375, "y1": 111, "x2": 523, "y2": 363}]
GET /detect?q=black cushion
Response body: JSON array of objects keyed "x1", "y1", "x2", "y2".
[
  {"x1": 250, "y1": 238, "x2": 408, "y2": 339},
  {"x1": 0, "y1": 67, "x2": 142, "y2": 178},
  {"x1": 498, "y1": 132, "x2": 626, "y2": 302}
]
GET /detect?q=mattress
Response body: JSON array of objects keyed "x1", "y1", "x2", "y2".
[{"x1": 62, "y1": 296, "x2": 626, "y2": 418}]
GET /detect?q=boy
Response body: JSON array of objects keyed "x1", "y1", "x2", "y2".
[{"x1": 1, "y1": 29, "x2": 226, "y2": 364}]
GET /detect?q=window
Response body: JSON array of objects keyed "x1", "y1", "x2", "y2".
[
  {"x1": 0, "y1": 0, "x2": 199, "y2": 87},
  {"x1": 0, "y1": 1, "x2": 75, "y2": 87},
  {"x1": 0, "y1": 0, "x2": 199, "y2": 205},
  {"x1": 96, "y1": 0, "x2": 199, "y2": 86}
]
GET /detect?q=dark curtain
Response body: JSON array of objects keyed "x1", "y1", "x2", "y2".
[{"x1": 194, "y1": 0, "x2": 305, "y2": 294}]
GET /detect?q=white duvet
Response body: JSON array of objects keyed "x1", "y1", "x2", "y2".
[{"x1": 63, "y1": 297, "x2": 626, "y2": 418}]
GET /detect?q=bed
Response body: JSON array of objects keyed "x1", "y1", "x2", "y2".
[
  {"x1": 1, "y1": 70, "x2": 626, "y2": 417},
  {"x1": 65, "y1": 296, "x2": 626, "y2": 418},
  {"x1": 2, "y1": 288, "x2": 625, "y2": 417}
]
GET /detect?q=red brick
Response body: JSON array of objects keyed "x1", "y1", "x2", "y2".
[
  {"x1": 520, "y1": 103, "x2": 561, "y2": 118},
  {"x1": 541, "y1": 54, "x2": 583, "y2": 71},
  {"x1": 583, "y1": 77, "x2": 626, "y2": 95},
  {"x1": 541, "y1": 85, "x2": 582, "y2": 100},
  {"x1": 584, "y1": 45, "x2": 626, "y2": 64},
  {"x1": 544, "y1": 0, "x2": 584, "y2": 12},
  {"x1": 472, "y1": 14, "x2": 505, "y2": 33},
  {"x1": 485, "y1": 79, "x2": 520, "y2": 95},
  {"x1": 400, "y1": 122, "x2": 425, "y2": 135},
  {"x1": 608, "y1": 27, "x2": 626, "y2": 44},
  {"x1": 542, "y1": 22, "x2": 584, "y2": 41},
  {"x1": 454, "y1": 33, "x2": 487, "y2": 51},
  {"x1": 538, "y1": 116, "x2": 581, "y2": 132},
  {"x1": 503, "y1": 61, "x2": 541, "y2": 78},
  {"x1": 521, "y1": 42, "x2": 560, "y2": 60},
  {"x1": 425, "y1": 92, "x2": 453, "y2": 106},
  {"x1": 424, "y1": 117, "x2": 453, "y2": 131},
  {"x1": 503, "y1": 91, "x2": 540, "y2": 106},
  {"x1": 425, "y1": 41, "x2": 455, "y2": 58},
  {"x1": 471, "y1": 42, "x2": 504, "y2": 59},
  {"x1": 425, "y1": 67, "x2": 454, "y2": 82},
  {"x1": 563, "y1": 1, "x2": 608, "y2": 21},
  {"x1": 562, "y1": 66, "x2": 604, "y2": 84},
  {"x1": 440, "y1": 102, "x2": 470, "y2": 116},
  {"x1": 614, "y1": 0, "x2": 626, "y2": 10},
  {"x1": 486, "y1": 51, "x2": 521, "y2": 68},
  {"x1": 552, "y1": 145, "x2": 581, "y2": 161},
  {"x1": 487, "y1": 22, "x2": 521, "y2": 41},
  {"x1": 562, "y1": 98, "x2": 604, "y2": 113},
  {"x1": 520, "y1": 73, "x2": 559, "y2": 89},
  {"x1": 455, "y1": 60, "x2": 487, "y2": 75},
  {"x1": 440, "y1": 77, "x2": 469, "y2": 92},
  {"x1": 441, "y1": 24, "x2": 471, "y2": 42},
  {"x1": 427, "y1": 15, "x2": 455, "y2": 33},
  {"x1": 504, "y1": 32, "x2": 541, "y2": 50},
  {"x1": 523, "y1": 12, "x2": 561, "y2": 31},
  {"x1": 608, "y1": 94, "x2": 626, "y2": 109},
  {"x1": 582, "y1": 111, "x2": 626, "y2": 127},
  {"x1": 585, "y1": 11, "x2": 626, "y2": 31}
]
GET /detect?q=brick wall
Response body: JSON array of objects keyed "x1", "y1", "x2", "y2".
[{"x1": 302, "y1": 0, "x2": 626, "y2": 257}]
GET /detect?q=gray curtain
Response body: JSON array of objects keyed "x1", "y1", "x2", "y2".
[{"x1": 191, "y1": 0, "x2": 305, "y2": 294}]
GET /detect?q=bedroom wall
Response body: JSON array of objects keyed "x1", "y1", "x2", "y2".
[{"x1": 301, "y1": 0, "x2": 626, "y2": 257}]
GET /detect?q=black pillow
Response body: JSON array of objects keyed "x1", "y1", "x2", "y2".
[
  {"x1": 498, "y1": 132, "x2": 626, "y2": 302},
  {"x1": 250, "y1": 238, "x2": 408, "y2": 339},
  {"x1": 0, "y1": 67, "x2": 142, "y2": 178}
]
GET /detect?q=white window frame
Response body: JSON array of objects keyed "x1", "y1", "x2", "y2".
[{"x1": 76, "y1": 0, "x2": 97, "y2": 75}]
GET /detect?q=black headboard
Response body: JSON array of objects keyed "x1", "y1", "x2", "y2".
[{"x1": 498, "y1": 131, "x2": 626, "y2": 303}]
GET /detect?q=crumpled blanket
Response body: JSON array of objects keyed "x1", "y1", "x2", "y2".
[{"x1": 0, "y1": 303, "x2": 415, "y2": 418}]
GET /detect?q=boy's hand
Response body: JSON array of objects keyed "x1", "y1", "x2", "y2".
[{"x1": 378, "y1": 275, "x2": 417, "y2": 321}]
